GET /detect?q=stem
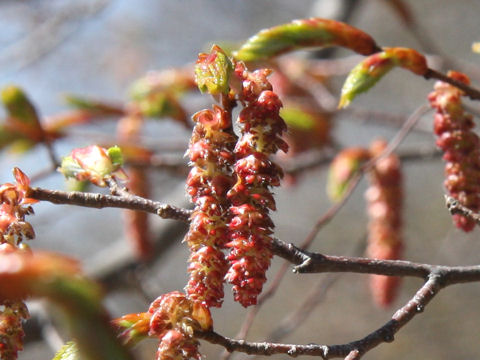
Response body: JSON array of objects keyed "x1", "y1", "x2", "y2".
[
  {"x1": 425, "y1": 68, "x2": 480, "y2": 100},
  {"x1": 445, "y1": 195, "x2": 480, "y2": 226},
  {"x1": 27, "y1": 187, "x2": 192, "y2": 222}
]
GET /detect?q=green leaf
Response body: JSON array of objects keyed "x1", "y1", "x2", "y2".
[
  {"x1": 339, "y1": 47, "x2": 427, "y2": 108},
  {"x1": 1, "y1": 85, "x2": 40, "y2": 126},
  {"x1": 107, "y1": 146, "x2": 124, "y2": 167},
  {"x1": 280, "y1": 106, "x2": 317, "y2": 131},
  {"x1": 195, "y1": 44, "x2": 233, "y2": 95},
  {"x1": 327, "y1": 148, "x2": 370, "y2": 202},
  {"x1": 53, "y1": 342, "x2": 79, "y2": 360},
  {"x1": 234, "y1": 18, "x2": 378, "y2": 61},
  {"x1": 64, "y1": 95, "x2": 124, "y2": 116}
]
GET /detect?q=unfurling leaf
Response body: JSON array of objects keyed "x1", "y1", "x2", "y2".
[
  {"x1": 234, "y1": 18, "x2": 379, "y2": 61},
  {"x1": 111, "y1": 312, "x2": 151, "y2": 346},
  {"x1": 339, "y1": 47, "x2": 427, "y2": 108},
  {"x1": 1, "y1": 85, "x2": 45, "y2": 146},
  {"x1": 280, "y1": 105, "x2": 331, "y2": 155},
  {"x1": 195, "y1": 45, "x2": 233, "y2": 95},
  {"x1": 280, "y1": 106, "x2": 317, "y2": 131},
  {"x1": 136, "y1": 91, "x2": 188, "y2": 125},
  {"x1": 327, "y1": 148, "x2": 371, "y2": 202},
  {"x1": 52, "y1": 342, "x2": 79, "y2": 360},
  {"x1": 1, "y1": 86, "x2": 41, "y2": 127},
  {"x1": 64, "y1": 95, "x2": 124, "y2": 116},
  {"x1": 59, "y1": 145, "x2": 127, "y2": 187},
  {"x1": 130, "y1": 68, "x2": 196, "y2": 99}
]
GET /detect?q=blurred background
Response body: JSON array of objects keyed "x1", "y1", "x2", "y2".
[{"x1": 1, "y1": 0, "x2": 480, "y2": 359}]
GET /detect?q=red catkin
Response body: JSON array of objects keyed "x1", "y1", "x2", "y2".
[
  {"x1": 428, "y1": 70, "x2": 480, "y2": 232},
  {"x1": 366, "y1": 140, "x2": 403, "y2": 307},
  {"x1": 148, "y1": 292, "x2": 211, "y2": 360},
  {"x1": 184, "y1": 106, "x2": 235, "y2": 307},
  {"x1": 225, "y1": 62, "x2": 288, "y2": 307}
]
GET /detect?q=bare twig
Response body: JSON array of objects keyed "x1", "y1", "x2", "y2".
[
  {"x1": 196, "y1": 275, "x2": 440, "y2": 358},
  {"x1": 263, "y1": 238, "x2": 365, "y2": 346},
  {"x1": 445, "y1": 195, "x2": 480, "y2": 226},
  {"x1": 27, "y1": 186, "x2": 191, "y2": 222},
  {"x1": 425, "y1": 68, "x2": 480, "y2": 101},
  {"x1": 198, "y1": 248, "x2": 480, "y2": 358}
]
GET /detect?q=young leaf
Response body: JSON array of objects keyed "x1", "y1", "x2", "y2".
[
  {"x1": 1, "y1": 85, "x2": 45, "y2": 144},
  {"x1": 52, "y1": 342, "x2": 79, "y2": 360},
  {"x1": 111, "y1": 312, "x2": 151, "y2": 346},
  {"x1": 64, "y1": 95, "x2": 124, "y2": 116},
  {"x1": 59, "y1": 145, "x2": 127, "y2": 187},
  {"x1": 327, "y1": 148, "x2": 371, "y2": 202},
  {"x1": 339, "y1": 47, "x2": 427, "y2": 108},
  {"x1": 234, "y1": 18, "x2": 379, "y2": 61},
  {"x1": 1, "y1": 86, "x2": 41, "y2": 127},
  {"x1": 195, "y1": 45, "x2": 233, "y2": 95}
]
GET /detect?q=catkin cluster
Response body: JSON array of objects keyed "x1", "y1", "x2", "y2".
[
  {"x1": 0, "y1": 169, "x2": 35, "y2": 359},
  {"x1": 148, "y1": 291, "x2": 212, "y2": 360},
  {"x1": 184, "y1": 106, "x2": 235, "y2": 307},
  {"x1": 428, "y1": 71, "x2": 480, "y2": 232},
  {"x1": 366, "y1": 140, "x2": 403, "y2": 307},
  {"x1": 225, "y1": 63, "x2": 288, "y2": 307}
]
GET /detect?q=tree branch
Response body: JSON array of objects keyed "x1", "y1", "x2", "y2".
[
  {"x1": 196, "y1": 271, "x2": 472, "y2": 359},
  {"x1": 445, "y1": 195, "x2": 480, "y2": 226},
  {"x1": 27, "y1": 186, "x2": 192, "y2": 222},
  {"x1": 425, "y1": 68, "x2": 480, "y2": 100},
  {"x1": 196, "y1": 275, "x2": 439, "y2": 359}
]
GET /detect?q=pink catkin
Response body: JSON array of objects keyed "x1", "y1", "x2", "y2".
[
  {"x1": 184, "y1": 106, "x2": 235, "y2": 307},
  {"x1": 366, "y1": 140, "x2": 403, "y2": 307},
  {"x1": 148, "y1": 292, "x2": 210, "y2": 360},
  {"x1": 428, "y1": 70, "x2": 480, "y2": 232},
  {"x1": 225, "y1": 63, "x2": 288, "y2": 307}
]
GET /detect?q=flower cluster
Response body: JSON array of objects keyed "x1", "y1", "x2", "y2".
[
  {"x1": 0, "y1": 299, "x2": 29, "y2": 360},
  {"x1": 0, "y1": 168, "x2": 36, "y2": 246},
  {"x1": 428, "y1": 71, "x2": 480, "y2": 232},
  {"x1": 365, "y1": 140, "x2": 403, "y2": 307},
  {"x1": 225, "y1": 62, "x2": 288, "y2": 307},
  {"x1": 184, "y1": 105, "x2": 235, "y2": 307},
  {"x1": 0, "y1": 169, "x2": 36, "y2": 359},
  {"x1": 148, "y1": 291, "x2": 212, "y2": 360}
]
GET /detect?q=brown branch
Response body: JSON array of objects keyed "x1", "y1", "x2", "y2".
[
  {"x1": 196, "y1": 275, "x2": 439, "y2": 359},
  {"x1": 267, "y1": 273, "x2": 340, "y2": 343},
  {"x1": 271, "y1": 238, "x2": 480, "y2": 286},
  {"x1": 445, "y1": 195, "x2": 480, "y2": 226},
  {"x1": 27, "y1": 186, "x2": 192, "y2": 222},
  {"x1": 263, "y1": 238, "x2": 365, "y2": 347},
  {"x1": 197, "y1": 270, "x2": 479, "y2": 358},
  {"x1": 424, "y1": 68, "x2": 480, "y2": 101}
]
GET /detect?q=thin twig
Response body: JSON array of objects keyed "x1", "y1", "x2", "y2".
[
  {"x1": 445, "y1": 195, "x2": 480, "y2": 226},
  {"x1": 424, "y1": 68, "x2": 480, "y2": 101},
  {"x1": 196, "y1": 276, "x2": 438, "y2": 358},
  {"x1": 27, "y1": 186, "x2": 191, "y2": 222},
  {"x1": 197, "y1": 262, "x2": 480, "y2": 358},
  {"x1": 263, "y1": 237, "x2": 365, "y2": 346}
]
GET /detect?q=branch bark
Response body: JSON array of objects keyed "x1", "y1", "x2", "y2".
[{"x1": 27, "y1": 186, "x2": 192, "y2": 222}]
